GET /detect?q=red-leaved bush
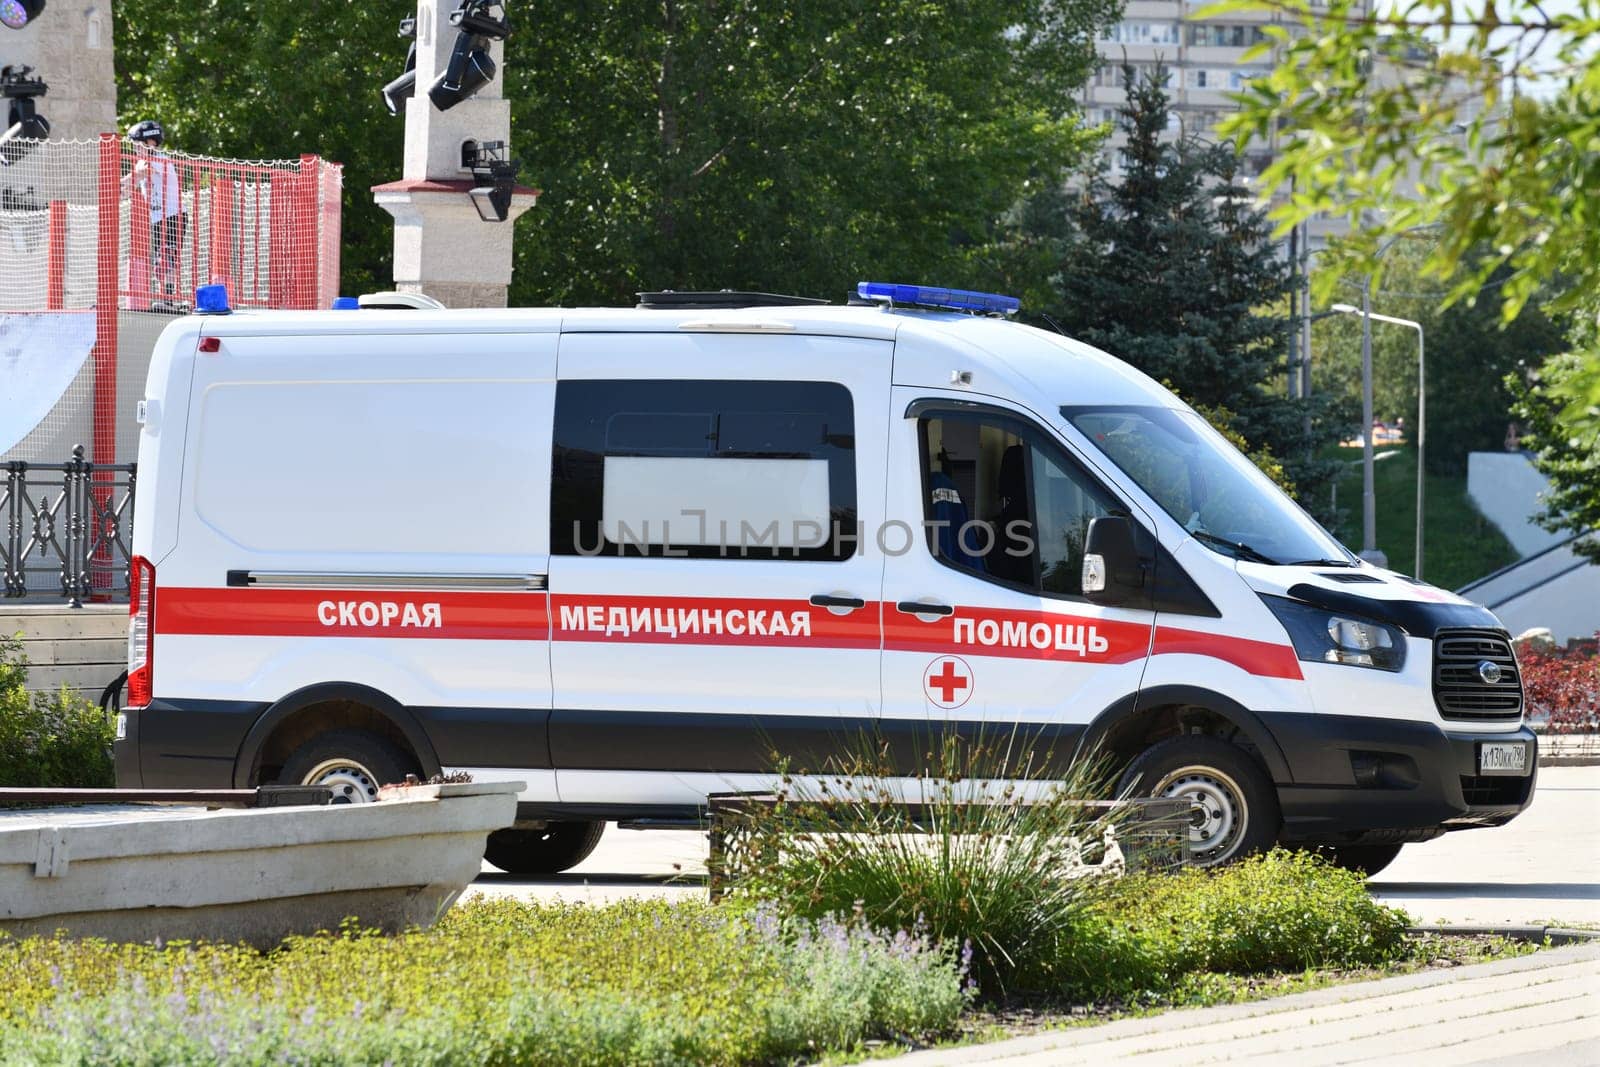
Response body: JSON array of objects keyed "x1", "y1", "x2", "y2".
[{"x1": 1515, "y1": 633, "x2": 1599, "y2": 734}]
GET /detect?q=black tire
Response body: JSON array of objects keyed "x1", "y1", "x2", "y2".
[
  {"x1": 1118, "y1": 735, "x2": 1281, "y2": 867},
  {"x1": 483, "y1": 822, "x2": 606, "y2": 875},
  {"x1": 278, "y1": 729, "x2": 417, "y2": 804},
  {"x1": 1316, "y1": 842, "x2": 1404, "y2": 877}
]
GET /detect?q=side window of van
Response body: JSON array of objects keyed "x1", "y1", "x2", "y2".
[
  {"x1": 552, "y1": 380, "x2": 857, "y2": 561},
  {"x1": 919, "y1": 413, "x2": 1117, "y2": 597}
]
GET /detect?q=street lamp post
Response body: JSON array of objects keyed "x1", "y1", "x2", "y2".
[{"x1": 1330, "y1": 303, "x2": 1427, "y2": 580}]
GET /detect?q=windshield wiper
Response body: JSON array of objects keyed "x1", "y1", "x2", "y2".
[
  {"x1": 1286, "y1": 557, "x2": 1358, "y2": 568},
  {"x1": 1188, "y1": 530, "x2": 1279, "y2": 565}
]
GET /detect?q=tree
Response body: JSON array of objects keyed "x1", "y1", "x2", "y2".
[
  {"x1": 115, "y1": 1, "x2": 408, "y2": 296},
  {"x1": 1510, "y1": 356, "x2": 1600, "y2": 564},
  {"x1": 1310, "y1": 247, "x2": 1568, "y2": 474},
  {"x1": 501, "y1": 2, "x2": 1120, "y2": 305},
  {"x1": 1042, "y1": 66, "x2": 1347, "y2": 514},
  {"x1": 1217, "y1": 0, "x2": 1600, "y2": 449},
  {"x1": 117, "y1": 2, "x2": 1123, "y2": 304}
]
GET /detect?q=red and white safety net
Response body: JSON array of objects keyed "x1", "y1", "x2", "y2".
[{"x1": 1, "y1": 135, "x2": 342, "y2": 466}]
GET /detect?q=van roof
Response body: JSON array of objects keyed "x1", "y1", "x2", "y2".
[{"x1": 191, "y1": 304, "x2": 1177, "y2": 410}]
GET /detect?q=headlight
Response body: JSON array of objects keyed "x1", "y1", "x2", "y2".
[{"x1": 1261, "y1": 595, "x2": 1406, "y2": 672}]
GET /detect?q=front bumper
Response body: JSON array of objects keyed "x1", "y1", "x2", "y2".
[{"x1": 1259, "y1": 712, "x2": 1538, "y2": 845}]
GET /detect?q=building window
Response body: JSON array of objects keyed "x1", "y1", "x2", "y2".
[
  {"x1": 1186, "y1": 24, "x2": 1268, "y2": 48},
  {"x1": 552, "y1": 379, "x2": 857, "y2": 561},
  {"x1": 1102, "y1": 20, "x2": 1181, "y2": 46}
]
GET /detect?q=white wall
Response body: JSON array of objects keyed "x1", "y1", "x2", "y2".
[
  {"x1": 1463, "y1": 452, "x2": 1597, "y2": 643},
  {"x1": 1467, "y1": 452, "x2": 1567, "y2": 556}
]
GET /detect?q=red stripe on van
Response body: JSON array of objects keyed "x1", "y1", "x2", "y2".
[
  {"x1": 1152, "y1": 626, "x2": 1304, "y2": 680},
  {"x1": 156, "y1": 587, "x2": 549, "y2": 641},
  {"x1": 548, "y1": 594, "x2": 880, "y2": 650},
  {"x1": 883, "y1": 606, "x2": 1152, "y2": 665}
]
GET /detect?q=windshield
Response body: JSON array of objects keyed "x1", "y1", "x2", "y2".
[{"x1": 1063, "y1": 405, "x2": 1355, "y2": 566}]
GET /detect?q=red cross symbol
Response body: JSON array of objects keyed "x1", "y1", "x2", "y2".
[{"x1": 923, "y1": 656, "x2": 973, "y2": 709}]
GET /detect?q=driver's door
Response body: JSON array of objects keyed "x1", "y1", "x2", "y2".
[{"x1": 880, "y1": 394, "x2": 1157, "y2": 744}]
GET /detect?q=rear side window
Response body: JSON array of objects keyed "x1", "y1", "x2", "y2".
[{"x1": 552, "y1": 380, "x2": 856, "y2": 561}]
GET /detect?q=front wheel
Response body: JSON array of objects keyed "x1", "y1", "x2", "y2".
[
  {"x1": 483, "y1": 822, "x2": 605, "y2": 875},
  {"x1": 1118, "y1": 735, "x2": 1280, "y2": 867}
]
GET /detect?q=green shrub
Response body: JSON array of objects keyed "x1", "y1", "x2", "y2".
[
  {"x1": 0, "y1": 899, "x2": 967, "y2": 1066},
  {"x1": 1108, "y1": 849, "x2": 1411, "y2": 977},
  {"x1": 0, "y1": 635, "x2": 116, "y2": 788},
  {"x1": 731, "y1": 731, "x2": 1139, "y2": 994}
]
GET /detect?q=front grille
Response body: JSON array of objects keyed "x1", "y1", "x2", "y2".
[
  {"x1": 1459, "y1": 774, "x2": 1530, "y2": 807},
  {"x1": 1433, "y1": 630, "x2": 1523, "y2": 722}
]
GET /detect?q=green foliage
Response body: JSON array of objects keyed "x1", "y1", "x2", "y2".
[
  {"x1": 1215, "y1": 0, "x2": 1600, "y2": 446},
  {"x1": 0, "y1": 636, "x2": 115, "y2": 789},
  {"x1": 1325, "y1": 446, "x2": 1517, "y2": 586},
  {"x1": 0, "y1": 899, "x2": 966, "y2": 1065},
  {"x1": 1111, "y1": 850, "x2": 1410, "y2": 977},
  {"x1": 1034, "y1": 66, "x2": 1346, "y2": 516},
  {"x1": 1048, "y1": 850, "x2": 1410, "y2": 1001},
  {"x1": 1510, "y1": 352, "x2": 1600, "y2": 564},
  {"x1": 734, "y1": 733, "x2": 1411, "y2": 1000},
  {"x1": 732, "y1": 732, "x2": 1127, "y2": 994},
  {"x1": 1309, "y1": 248, "x2": 1568, "y2": 476},
  {"x1": 115, "y1": 2, "x2": 1122, "y2": 305}
]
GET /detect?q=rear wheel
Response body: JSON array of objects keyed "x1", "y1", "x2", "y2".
[
  {"x1": 483, "y1": 822, "x2": 605, "y2": 875},
  {"x1": 1316, "y1": 842, "x2": 1404, "y2": 877},
  {"x1": 278, "y1": 729, "x2": 417, "y2": 804},
  {"x1": 1118, "y1": 735, "x2": 1280, "y2": 867}
]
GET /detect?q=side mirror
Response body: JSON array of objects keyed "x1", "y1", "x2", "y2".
[{"x1": 1082, "y1": 515, "x2": 1147, "y2": 606}]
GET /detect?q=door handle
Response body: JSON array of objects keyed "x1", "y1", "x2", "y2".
[
  {"x1": 809, "y1": 594, "x2": 866, "y2": 610},
  {"x1": 896, "y1": 600, "x2": 954, "y2": 617}
]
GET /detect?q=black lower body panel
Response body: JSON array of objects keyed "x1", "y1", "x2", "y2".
[{"x1": 1259, "y1": 711, "x2": 1537, "y2": 844}]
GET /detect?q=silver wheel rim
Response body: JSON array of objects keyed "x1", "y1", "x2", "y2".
[
  {"x1": 302, "y1": 758, "x2": 381, "y2": 804},
  {"x1": 1154, "y1": 765, "x2": 1246, "y2": 866}
]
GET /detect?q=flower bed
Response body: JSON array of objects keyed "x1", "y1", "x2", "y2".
[{"x1": 1516, "y1": 631, "x2": 1599, "y2": 734}]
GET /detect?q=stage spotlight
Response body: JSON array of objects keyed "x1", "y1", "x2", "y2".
[
  {"x1": 381, "y1": 16, "x2": 417, "y2": 116},
  {"x1": 464, "y1": 139, "x2": 518, "y2": 222},
  {"x1": 428, "y1": 1, "x2": 509, "y2": 112},
  {"x1": 0, "y1": 65, "x2": 48, "y2": 166},
  {"x1": 0, "y1": 1, "x2": 47, "y2": 31}
]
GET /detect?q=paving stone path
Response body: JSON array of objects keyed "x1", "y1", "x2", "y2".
[{"x1": 888, "y1": 941, "x2": 1600, "y2": 1066}]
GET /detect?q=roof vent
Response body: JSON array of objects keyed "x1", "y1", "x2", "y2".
[{"x1": 636, "y1": 290, "x2": 828, "y2": 310}]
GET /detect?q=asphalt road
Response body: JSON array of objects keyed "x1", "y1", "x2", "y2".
[{"x1": 466, "y1": 765, "x2": 1600, "y2": 925}]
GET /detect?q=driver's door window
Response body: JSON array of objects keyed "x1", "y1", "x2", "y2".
[{"x1": 919, "y1": 414, "x2": 1117, "y2": 599}]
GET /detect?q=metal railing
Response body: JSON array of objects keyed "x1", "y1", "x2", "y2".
[{"x1": 2, "y1": 446, "x2": 136, "y2": 604}]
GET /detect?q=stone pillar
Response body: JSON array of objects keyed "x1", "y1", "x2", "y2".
[
  {"x1": 372, "y1": 1, "x2": 537, "y2": 308},
  {"x1": 2, "y1": 3, "x2": 117, "y2": 140}
]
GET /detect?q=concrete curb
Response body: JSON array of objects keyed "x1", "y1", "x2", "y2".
[
  {"x1": 1537, "y1": 734, "x2": 1600, "y2": 767},
  {"x1": 1407, "y1": 924, "x2": 1600, "y2": 945},
  {"x1": 881, "y1": 941, "x2": 1600, "y2": 1065}
]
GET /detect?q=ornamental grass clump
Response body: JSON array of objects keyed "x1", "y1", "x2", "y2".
[
  {"x1": 730, "y1": 729, "x2": 1140, "y2": 993},
  {"x1": 0, "y1": 899, "x2": 966, "y2": 1066}
]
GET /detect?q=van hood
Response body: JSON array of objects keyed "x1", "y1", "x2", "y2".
[{"x1": 1236, "y1": 561, "x2": 1505, "y2": 639}]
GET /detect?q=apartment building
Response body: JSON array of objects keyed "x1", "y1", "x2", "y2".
[{"x1": 1083, "y1": 1, "x2": 1373, "y2": 243}]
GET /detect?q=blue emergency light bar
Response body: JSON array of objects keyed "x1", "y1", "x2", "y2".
[
  {"x1": 332, "y1": 296, "x2": 360, "y2": 310},
  {"x1": 194, "y1": 284, "x2": 231, "y2": 315},
  {"x1": 857, "y1": 281, "x2": 1020, "y2": 316}
]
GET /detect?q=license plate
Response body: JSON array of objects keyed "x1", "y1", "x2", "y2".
[
  {"x1": 1479, "y1": 741, "x2": 1527, "y2": 775},
  {"x1": 115, "y1": 713, "x2": 127, "y2": 741}
]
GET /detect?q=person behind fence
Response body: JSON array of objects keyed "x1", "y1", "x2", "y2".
[{"x1": 123, "y1": 120, "x2": 185, "y2": 305}]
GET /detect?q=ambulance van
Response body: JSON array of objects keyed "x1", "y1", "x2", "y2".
[{"x1": 115, "y1": 282, "x2": 1537, "y2": 875}]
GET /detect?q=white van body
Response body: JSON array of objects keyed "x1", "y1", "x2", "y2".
[{"x1": 118, "y1": 296, "x2": 1537, "y2": 870}]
